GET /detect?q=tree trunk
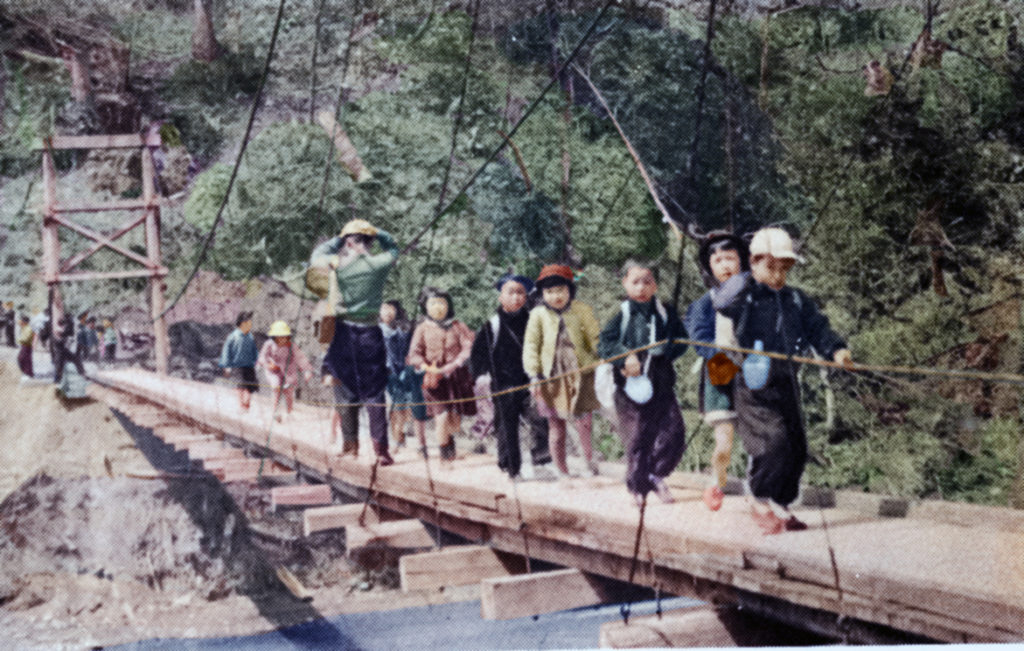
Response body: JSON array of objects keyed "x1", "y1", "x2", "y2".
[
  {"x1": 60, "y1": 45, "x2": 93, "y2": 104},
  {"x1": 192, "y1": 0, "x2": 221, "y2": 63}
]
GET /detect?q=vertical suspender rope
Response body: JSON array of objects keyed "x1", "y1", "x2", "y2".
[{"x1": 157, "y1": 0, "x2": 288, "y2": 322}]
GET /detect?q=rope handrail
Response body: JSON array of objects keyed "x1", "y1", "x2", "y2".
[{"x1": 199, "y1": 335, "x2": 1024, "y2": 412}]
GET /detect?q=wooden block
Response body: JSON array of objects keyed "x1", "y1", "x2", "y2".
[
  {"x1": 271, "y1": 484, "x2": 332, "y2": 509},
  {"x1": 171, "y1": 435, "x2": 213, "y2": 451},
  {"x1": 275, "y1": 567, "x2": 313, "y2": 602},
  {"x1": 400, "y1": 545, "x2": 526, "y2": 593},
  {"x1": 304, "y1": 504, "x2": 379, "y2": 537},
  {"x1": 480, "y1": 568, "x2": 609, "y2": 620},
  {"x1": 599, "y1": 605, "x2": 819, "y2": 648},
  {"x1": 188, "y1": 441, "x2": 243, "y2": 461},
  {"x1": 346, "y1": 519, "x2": 435, "y2": 552}
]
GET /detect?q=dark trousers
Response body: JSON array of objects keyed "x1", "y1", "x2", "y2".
[
  {"x1": 325, "y1": 322, "x2": 389, "y2": 452},
  {"x1": 615, "y1": 389, "x2": 687, "y2": 495},
  {"x1": 4, "y1": 324, "x2": 14, "y2": 347},
  {"x1": 734, "y1": 367, "x2": 806, "y2": 507},
  {"x1": 334, "y1": 382, "x2": 388, "y2": 447},
  {"x1": 52, "y1": 341, "x2": 84, "y2": 383},
  {"x1": 17, "y1": 344, "x2": 33, "y2": 377},
  {"x1": 492, "y1": 390, "x2": 550, "y2": 477}
]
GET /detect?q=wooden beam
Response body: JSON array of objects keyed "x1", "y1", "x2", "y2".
[
  {"x1": 346, "y1": 519, "x2": 435, "y2": 552},
  {"x1": 35, "y1": 133, "x2": 148, "y2": 150},
  {"x1": 271, "y1": 484, "x2": 333, "y2": 509},
  {"x1": 53, "y1": 214, "x2": 156, "y2": 271},
  {"x1": 400, "y1": 545, "x2": 526, "y2": 593},
  {"x1": 303, "y1": 503, "x2": 379, "y2": 537},
  {"x1": 188, "y1": 441, "x2": 243, "y2": 461},
  {"x1": 52, "y1": 199, "x2": 157, "y2": 214},
  {"x1": 57, "y1": 268, "x2": 168, "y2": 282},
  {"x1": 599, "y1": 605, "x2": 826, "y2": 648},
  {"x1": 275, "y1": 566, "x2": 313, "y2": 602},
  {"x1": 480, "y1": 568, "x2": 610, "y2": 621},
  {"x1": 171, "y1": 435, "x2": 214, "y2": 451}
]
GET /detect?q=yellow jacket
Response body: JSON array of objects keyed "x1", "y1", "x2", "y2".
[{"x1": 523, "y1": 301, "x2": 601, "y2": 378}]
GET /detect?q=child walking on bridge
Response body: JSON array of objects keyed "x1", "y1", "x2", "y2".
[
  {"x1": 219, "y1": 311, "x2": 258, "y2": 411},
  {"x1": 524, "y1": 265, "x2": 601, "y2": 479},
  {"x1": 599, "y1": 261, "x2": 688, "y2": 504},
  {"x1": 684, "y1": 232, "x2": 749, "y2": 511},
  {"x1": 713, "y1": 228, "x2": 852, "y2": 534},
  {"x1": 407, "y1": 288, "x2": 476, "y2": 463},
  {"x1": 258, "y1": 320, "x2": 313, "y2": 422}
]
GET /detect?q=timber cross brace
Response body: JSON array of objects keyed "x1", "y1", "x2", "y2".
[{"x1": 36, "y1": 132, "x2": 171, "y2": 374}]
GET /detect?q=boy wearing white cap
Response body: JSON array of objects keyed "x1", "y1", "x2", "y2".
[{"x1": 713, "y1": 228, "x2": 851, "y2": 534}]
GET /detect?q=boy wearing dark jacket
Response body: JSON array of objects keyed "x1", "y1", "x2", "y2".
[
  {"x1": 713, "y1": 228, "x2": 851, "y2": 534},
  {"x1": 598, "y1": 262, "x2": 688, "y2": 505},
  {"x1": 470, "y1": 274, "x2": 551, "y2": 480}
]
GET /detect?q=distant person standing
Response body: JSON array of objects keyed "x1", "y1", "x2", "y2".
[
  {"x1": 17, "y1": 314, "x2": 34, "y2": 378},
  {"x1": 219, "y1": 311, "x2": 259, "y2": 411},
  {"x1": 52, "y1": 313, "x2": 84, "y2": 384},
  {"x1": 102, "y1": 319, "x2": 117, "y2": 362},
  {"x1": 1, "y1": 302, "x2": 15, "y2": 347}
]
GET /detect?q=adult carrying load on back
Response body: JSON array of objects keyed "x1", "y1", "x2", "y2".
[
  {"x1": 713, "y1": 228, "x2": 852, "y2": 535},
  {"x1": 310, "y1": 219, "x2": 400, "y2": 466}
]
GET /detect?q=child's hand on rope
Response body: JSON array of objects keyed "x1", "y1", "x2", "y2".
[
  {"x1": 833, "y1": 349, "x2": 853, "y2": 368},
  {"x1": 623, "y1": 353, "x2": 642, "y2": 378}
]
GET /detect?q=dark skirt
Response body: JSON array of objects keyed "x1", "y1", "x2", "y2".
[
  {"x1": 733, "y1": 363, "x2": 807, "y2": 507},
  {"x1": 386, "y1": 366, "x2": 429, "y2": 421},
  {"x1": 324, "y1": 321, "x2": 388, "y2": 400},
  {"x1": 235, "y1": 366, "x2": 258, "y2": 393},
  {"x1": 421, "y1": 365, "x2": 477, "y2": 418}
]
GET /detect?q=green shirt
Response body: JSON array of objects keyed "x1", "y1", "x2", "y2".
[{"x1": 310, "y1": 230, "x2": 399, "y2": 324}]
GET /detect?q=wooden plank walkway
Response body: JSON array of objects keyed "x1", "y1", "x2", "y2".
[{"x1": 91, "y1": 368, "x2": 1024, "y2": 643}]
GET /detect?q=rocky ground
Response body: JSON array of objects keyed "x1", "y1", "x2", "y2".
[{"x1": 0, "y1": 355, "x2": 477, "y2": 649}]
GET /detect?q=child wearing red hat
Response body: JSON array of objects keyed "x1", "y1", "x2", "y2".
[{"x1": 523, "y1": 265, "x2": 601, "y2": 478}]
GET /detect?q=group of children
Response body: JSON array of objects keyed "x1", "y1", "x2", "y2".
[{"x1": 218, "y1": 219, "x2": 851, "y2": 535}]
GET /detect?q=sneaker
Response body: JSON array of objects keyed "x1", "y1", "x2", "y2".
[
  {"x1": 784, "y1": 515, "x2": 808, "y2": 531},
  {"x1": 631, "y1": 492, "x2": 645, "y2": 508},
  {"x1": 750, "y1": 507, "x2": 784, "y2": 535},
  {"x1": 651, "y1": 476, "x2": 674, "y2": 504},
  {"x1": 702, "y1": 485, "x2": 725, "y2": 511}
]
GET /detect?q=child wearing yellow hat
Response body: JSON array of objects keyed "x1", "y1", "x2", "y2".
[{"x1": 258, "y1": 320, "x2": 313, "y2": 421}]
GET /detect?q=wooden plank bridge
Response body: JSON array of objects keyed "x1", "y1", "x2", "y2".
[{"x1": 89, "y1": 368, "x2": 1024, "y2": 645}]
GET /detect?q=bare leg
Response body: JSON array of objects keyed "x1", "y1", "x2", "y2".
[
  {"x1": 711, "y1": 421, "x2": 734, "y2": 488},
  {"x1": 413, "y1": 418, "x2": 427, "y2": 449},
  {"x1": 390, "y1": 410, "x2": 409, "y2": 446},
  {"x1": 548, "y1": 417, "x2": 568, "y2": 474},
  {"x1": 284, "y1": 388, "x2": 294, "y2": 414},
  {"x1": 434, "y1": 413, "x2": 451, "y2": 448},
  {"x1": 574, "y1": 412, "x2": 593, "y2": 465}
]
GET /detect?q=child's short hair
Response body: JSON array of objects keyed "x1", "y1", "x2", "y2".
[
  {"x1": 418, "y1": 287, "x2": 455, "y2": 318},
  {"x1": 619, "y1": 259, "x2": 658, "y2": 282},
  {"x1": 236, "y1": 310, "x2": 254, "y2": 326}
]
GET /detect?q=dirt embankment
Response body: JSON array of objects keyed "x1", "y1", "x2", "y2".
[{"x1": 0, "y1": 358, "x2": 472, "y2": 648}]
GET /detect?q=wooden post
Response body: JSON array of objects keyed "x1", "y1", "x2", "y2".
[
  {"x1": 142, "y1": 143, "x2": 169, "y2": 375},
  {"x1": 41, "y1": 143, "x2": 63, "y2": 329}
]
